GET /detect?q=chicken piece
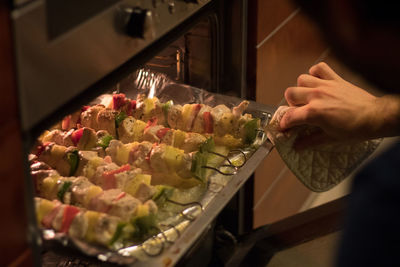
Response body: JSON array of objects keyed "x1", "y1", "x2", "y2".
[
  {"x1": 128, "y1": 142, "x2": 153, "y2": 171},
  {"x1": 133, "y1": 183, "x2": 156, "y2": 202},
  {"x1": 75, "y1": 150, "x2": 99, "y2": 176},
  {"x1": 38, "y1": 143, "x2": 73, "y2": 176},
  {"x1": 91, "y1": 162, "x2": 120, "y2": 186},
  {"x1": 89, "y1": 189, "x2": 141, "y2": 221},
  {"x1": 80, "y1": 104, "x2": 105, "y2": 130},
  {"x1": 41, "y1": 129, "x2": 74, "y2": 147},
  {"x1": 167, "y1": 104, "x2": 182, "y2": 129},
  {"x1": 76, "y1": 127, "x2": 98, "y2": 150},
  {"x1": 149, "y1": 144, "x2": 169, "y2": 173},
  {"x1": 232, "y1": 100, "x2": 250, "y2": 117},
  {"x1": 68, "y1": 211, "x2": 88, "y2": 239},
  {"x1": 142, "y1": 125, "x2": 164, "y2": 143},
  {"x1": 70, "y1": 176, "x2": 97, "y2": 205},
  {"x1": 97, "y1": 108, "x2": 118, "y2": 137},
  {"x1": 181, "y1": 132, "x2": 207, "y2": 153}
]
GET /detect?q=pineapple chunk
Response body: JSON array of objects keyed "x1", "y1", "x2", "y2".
[
  {"x1": 163, "y1": 145, "x2": 184, "y2": 171},
  {"x1": 42, "y1": 176, "x2": 58, "y2": 199},
  {"x1": 132, "y1": 120, "x2": 146, "y2": 141},
  {"x1": 135, "y1": 204, "x2": 150, "y2": 217},
  {"x1": 36, "y1": 198, "x2": 57, "y2": 225},
  {"x1": 124, "y1": 174, "x2": 151, "y2": 196},
  {"x1": 84, "y1": 186, "x2": 103, "y2": 206},
  {"x1": 84, "y1": 156, "x2": 104, "y2": 179},
  {"x1": 143, "y1": 98, "x2": 155, "y2": 116},
  {"x1": 84, "y1": 211, "x2": 101, "y2": 242},
  {"x1": 172, "y1": 130, "x2": 186, "y2": 148}
]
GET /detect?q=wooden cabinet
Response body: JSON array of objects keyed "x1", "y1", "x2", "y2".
[
  {"x1": 248, "y1": 0, "x2": 331, "y2": 227},
  {"x1": 0, "y1": 3, "x2": 33, "y2": 266}
]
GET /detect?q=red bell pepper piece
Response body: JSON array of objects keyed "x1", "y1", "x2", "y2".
[
  {"x1": 102, "y1": 164, "x2": 131, "y2": 190},
  {"x1": 112, "y1": 93, "x2": 126, "y2": 110},
  {"x1": 156, "y1": 128, "x2": 170, "y2": 140},
  {"x1": 131, "y1": 100, "x2": 137, "y2": 110},
  {"x1": 71, "y1": 128, "x2": 84, "y2": 146},
  {"x1": 61, "y1": 115, "x2": 71, "y2": 130},
  {"x1": 145, "y1": 117, "x2": 158, "y2": 129},
  {"x1": 203, "y1": 112, "x2": 214, "y2": 133},
  {"x1": 60, "y1": 205, "x2": 80, "y2": 233},
  {"x1": 113, "y1": 192, "x2": 126, "y2": 202}
]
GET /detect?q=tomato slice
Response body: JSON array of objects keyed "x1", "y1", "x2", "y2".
[
  {"x1": 203, "y1": 112, "x2": 214, "y2": 133},
  {"x1": 156, "y1": 128, "x2": 170, "y2": 140},
  {"x1": 60, "y1": 205, "x2": 80, "y2": 233},
  {"x1": 71, "y1": 128, "x2": 84, "y2": 146},
  {"x1": 112, "y1": 93, "x2": 127, "y2": 110}
]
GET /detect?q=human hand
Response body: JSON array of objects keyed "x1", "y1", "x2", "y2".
[{"x1": 280, "y1": 62, "x2": 400, "y2": 149}]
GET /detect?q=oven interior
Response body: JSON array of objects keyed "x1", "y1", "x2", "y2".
[{"x1": 25, "y1": 5, "x2": 251, "y2": 266}]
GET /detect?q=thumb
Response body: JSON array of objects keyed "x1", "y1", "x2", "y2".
[{"x1": 280, "y1": 106, "x2": 309, "y2": 130}]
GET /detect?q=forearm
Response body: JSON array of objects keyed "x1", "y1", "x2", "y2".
[{"x1": 374, "y1": 95, "x2": 400, "y2": 138}]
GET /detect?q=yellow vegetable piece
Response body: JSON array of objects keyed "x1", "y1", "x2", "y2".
[
  {"x1": 133, "y1": 120, "x2": 146, "y2": 141},
  {"x1": 181, "y1": 104, "x2": 192, "y2": 129},
  {"x1": 135, "y1": 204, "x2": 150, "y2": 217},
  {"x1": 84, "y1": 156, "x2": 104, "y2": 179},
  {"x1": 172, "y1": 130, "x2": 186, "y2": 148},
  {"x1": 124, "y1": 174, "x2": 151, "y2": 196},
  {"x1": 42, "y1": 177, "x2": 57, "y2": 199},
  {"x1": 143, "y1": 98, "x2": 155, "y2": 116},
  {"x1": 84, "y1": 186, "x2": 103, "y2": 206},
  {"x1": 163, "y1": 146, "x2": 184, "y2": 171},
  {"x1": 36, "y1": 199, "x2": 57, "y2": 225},
  {"x1": 84, "y1": 211, "x2": 101, "y2": 243}
]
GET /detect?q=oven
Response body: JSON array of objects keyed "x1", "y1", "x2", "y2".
[{"x1": 11, "y1": 0, "x2": 274, "y2": 266}]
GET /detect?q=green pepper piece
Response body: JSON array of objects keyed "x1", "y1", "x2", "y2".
[
  {"x1": 57, "y1": 181, "x2": 72, "y2": 202},
  {"x1": 131, "y1": 214, "x2": 159, "y2": 241},
  {"x1": 67, "y1": 150, "x2": 79, "y2": 176},
  {"x1": 244, "y1": 118, "x2": 260, "y2": 144},
  {"x1": 115, "y1": 111, "x2": 127, "y2": 129},
  {"x1": 152, "y1": 185, "x2": 174, "y2": 206},
  {"x1": 162, "y1": 100, "x2": 173, "y2": 127},
  {"x1": 97, "y1": 134, "x2": 113, "y2": 149},
  {"x1": 109, "y1": 222, "x2": 127, "y2": 246},
  {"x1": 191, "y1": 138, "x2": 215, "y2": 182}
]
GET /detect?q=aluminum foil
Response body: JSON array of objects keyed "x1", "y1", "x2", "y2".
[{"x1": 40, "y1": 69, "x2": 275, "y2": 266}]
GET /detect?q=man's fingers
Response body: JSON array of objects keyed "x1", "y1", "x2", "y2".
[
  {"x1": 309, "y1": 62, "x2": 340, "y2": 80},
  {"x1": 297, "y1": 73, "x2": 324, "y2": 88},
  {"x1": 279, "y1": 106, "x2": 310, "y2": 130},
  {"x1": 285, "y1": 86, "x2": 314, "y2": 106}
]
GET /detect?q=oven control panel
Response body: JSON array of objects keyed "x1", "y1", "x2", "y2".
[{"x1": 12, "y1": 0, "x2": 212, "y2": 132}]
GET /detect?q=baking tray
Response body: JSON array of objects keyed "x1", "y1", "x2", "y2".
[{"x1": 40, "y1": 69, "x2": 276, "y2": 266}]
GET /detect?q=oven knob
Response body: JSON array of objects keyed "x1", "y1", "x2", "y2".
[{"x1": 124, "y1": 7, "x2": 154, "y2": 39}]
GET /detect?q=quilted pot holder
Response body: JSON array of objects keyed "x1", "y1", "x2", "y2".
[{"x1": 266, "y1": 106, "x2": 382, "y2": 192}]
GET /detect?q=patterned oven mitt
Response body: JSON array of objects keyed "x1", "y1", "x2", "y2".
[{"x1": 266, "y1": 106, "x2": 382, "y2": 192}]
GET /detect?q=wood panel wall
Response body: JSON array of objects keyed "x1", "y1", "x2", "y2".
[
  {"x1": 248, "y1": 0, "x2": 332, "y2": 228},
  {"x1": 0, "y1": 3, "x2": 33, "y2": 266}
]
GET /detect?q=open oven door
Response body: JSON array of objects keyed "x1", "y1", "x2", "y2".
[{"x1": 220, "y1": 196, "x2": 347, "y2": 267}]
